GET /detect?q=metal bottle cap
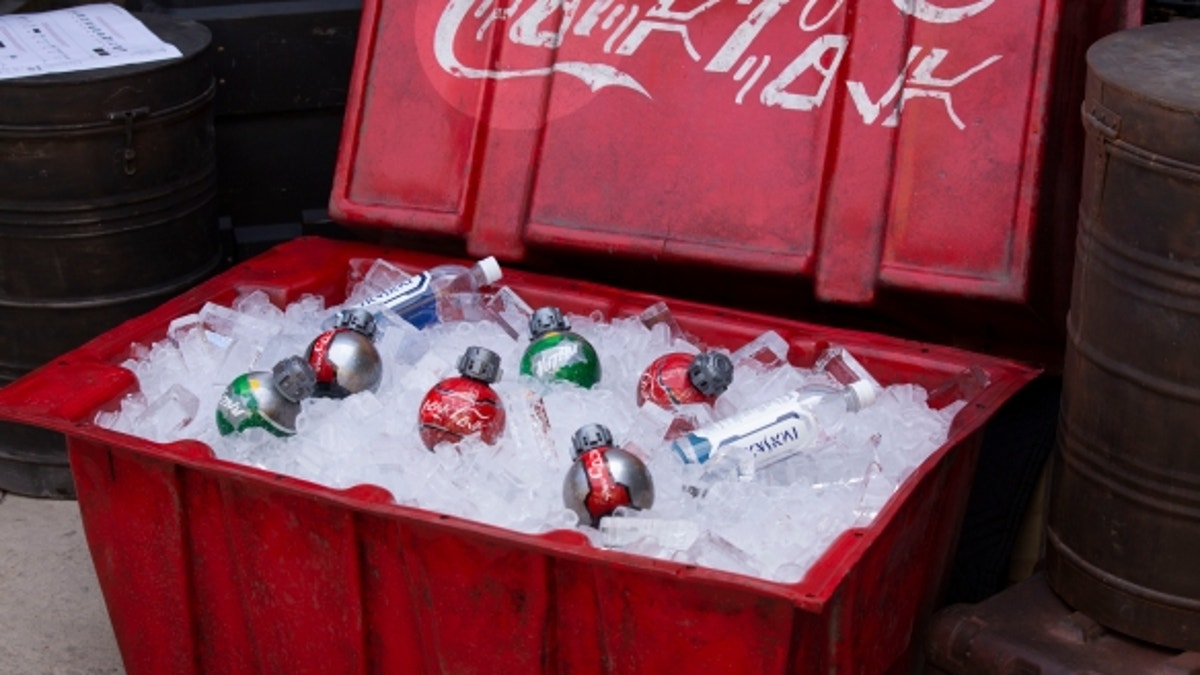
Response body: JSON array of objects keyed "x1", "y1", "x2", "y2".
[
  {"x1": 529, "y1": 306, "x2": 570, "y2": 339},
  {"x1": 572, "y1": 423, "x2": 614, "y2": 456},
  {"x1": 272, "y1": 355, "x2": 317, "y2": 402},
  {"x1": 336, "y1": 307, "x2": 377, "y2": 338},
  {"x1": 688, "y1": 351, "x2": 734, "y2": 397},
  {"x1": 457, "y1": 346, "x2": 502, "y2": 383}
]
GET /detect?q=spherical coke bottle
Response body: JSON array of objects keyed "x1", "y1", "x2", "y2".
[
  {"x1": 637, "y1": 351, "x2": 734, "y2": 409},
  {"x1": 305, "y1": 308, "x2": 383, "y2": 398},
  {"x1": 418, "y1": 346, "x2": 506, "y2": 450},
  {"x1": 562, "y1": 423, "x2": 655, "y2": 526}
]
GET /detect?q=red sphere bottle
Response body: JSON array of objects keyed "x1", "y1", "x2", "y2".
[
  {"x1": 418, "y1": 346, "x2": 506, "y2": 450},
  {"x1": 637, "y1": 351, "x2": 734, "y2": 409}
]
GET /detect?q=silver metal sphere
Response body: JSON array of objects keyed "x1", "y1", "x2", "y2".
[{"x1": 563, "y1": 446, "x2": 655, "y2": 526}]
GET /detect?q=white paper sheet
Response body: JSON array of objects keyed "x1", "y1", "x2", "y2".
[{"x1": 0, "y1": 3, "x2": 182, "y2": 81}]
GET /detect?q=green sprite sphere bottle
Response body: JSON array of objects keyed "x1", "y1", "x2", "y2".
[
  {"x1": 519, "y1": 306, "x2": 601, "y2": 388},
  {"x1": 216, "y1": 355, "x2": 317, "y2": 437}
]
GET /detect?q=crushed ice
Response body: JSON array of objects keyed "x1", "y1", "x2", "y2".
[{"x1": 96, "y1": 259, "x2": 968, "y2": 584}]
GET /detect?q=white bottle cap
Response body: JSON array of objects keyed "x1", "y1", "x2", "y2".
[
  {"x1": 476, "y1": 256, "x2": 502, "y2": 284},
  {"x1": 847, "y1": 379, "x2": 878, "y2": 411}
]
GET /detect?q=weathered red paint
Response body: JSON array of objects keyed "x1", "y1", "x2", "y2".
[{"x1": 331, "y1": 0, "x2": 1139, "y2": 307}]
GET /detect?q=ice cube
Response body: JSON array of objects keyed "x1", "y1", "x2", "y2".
[
  {"x1": 199, "y1": 301, "x2": 280, "y2": 346},
  {"x1": 637, "y1": 301, "x2": 688, "y2": 344},
  {"x1": 731, "y1": 331, "x2": 790, "y2": 370},
  {"x1": 345, "y1": 258, "x2": 412, "y2": 306},
  {"x1": 282, "y1": 294, "x2": 326, "y2": 330},
  {"x1": 131, "y1": 340, "x2": 187, "y2": 401},
  {"x1": 254, "y1": 333, "x2": 310, "y2": 375},
  {"x1": 542, "y1": 385, "x2": 633, "y2": 454},
  {"x1": 855, "y1": 463, "x2": 896, "y2": 523},
  {"x1": 545, "y1": 508, "x2": 581, "y2": 531},
  {"x1": 406, "y1": 350, "x2": 455, "y2": 395},
  {"x1": 350, "y1": 390, "x2": 386, "y2": 420},
  {"x1": 135, "y1": 384, "x2": 199, "y2": 441},
  {"x1": 166, "y1": 313, "x2": 203, "y2": 342},
  {"x1": 726, "y1": 356, "x2": 827, "y2": 418},
  {"x1": 626, "y1": 402, "x2": 677, "y2": 448},
  {"x1": 483, "y1": 286, "x2": 534, "y2": 340},
  {"x1": 176, "y1": 324, "x2": 220, "y2": 378},
  {"x1": 206, "y1": 338, "x2": 254, "y2": 391},
  {"x1": 497, "y1": 384, "x2": 559, "y2": 462},
  {"x1": 682, "y1": 531, "x2": 760, "y2": 577},
  {"x1": 599, "y1": 515, "x2": 701, "y2": 550},
  {"x1": 375, "y1": 314, "x2": 428, "y2": 366},
  {"x1": 233, "y1": 290, "x2": 284, "y2": 323}
]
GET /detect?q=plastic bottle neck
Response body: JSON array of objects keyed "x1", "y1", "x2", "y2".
[{"x1": 469, "y1": 256, "x2": 502, "y2": 287}]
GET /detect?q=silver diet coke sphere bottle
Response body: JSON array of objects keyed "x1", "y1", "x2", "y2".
[{"x1": 563, "y1": 423, "x2": 655, "y2": 527}]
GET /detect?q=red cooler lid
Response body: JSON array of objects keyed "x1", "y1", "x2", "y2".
[{"x1": 330, "y1": 0, "x2": 1139, "y2": 305}]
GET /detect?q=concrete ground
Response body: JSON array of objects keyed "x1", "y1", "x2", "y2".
[{"x1": 0, "y1": 492, "x2": 124, "y2": 675}]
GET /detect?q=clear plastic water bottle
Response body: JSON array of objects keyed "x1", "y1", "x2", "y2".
[
  {"x1": 669, "y1": 380, "x2": 878, "y2": 471},
  {"x1": 346, "y1": 256, "x2": 502, "y2": 329}
]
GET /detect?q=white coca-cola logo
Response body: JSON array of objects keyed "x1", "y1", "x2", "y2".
[
  {"x1": 426, "y1": 0, "x2": 1003, "y2": 130},
  {"x1": 420, "y1": 393, "x2": 494, "y2": 430},
  {"x1": 583, "y1": 449, "x2": 624, "y2": 503}
]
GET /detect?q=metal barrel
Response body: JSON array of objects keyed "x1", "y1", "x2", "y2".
[
  {"x1": 0, "y1": 14, "x2": 219, "y2": 498},
  {"x1": 1047, "y1": 20, "x2": 1200, "y2": 652}
]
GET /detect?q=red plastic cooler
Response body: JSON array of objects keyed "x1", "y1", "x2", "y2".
[
  {"x1": 0, "y1": 240, "x2": 1034, "y2": 674},
  {"x1": 0, "y1": 0, "x2": 1141, "y2": 670}
]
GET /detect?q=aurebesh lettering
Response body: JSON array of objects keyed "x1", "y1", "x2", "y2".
[
  {"x1": 747, "y1": 424, "x2": 801, "y2": 454},
  {"x1": 433, "y1": 0, "x2": 1003, "y2": 130}
]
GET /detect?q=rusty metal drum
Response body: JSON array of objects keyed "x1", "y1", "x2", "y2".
[
  {"x1": 0, "y1": 13, "x2": 219, "y2": 498},
  {"x1": 1047, "y1": 20, "x2": 1200, "y2": 652}
]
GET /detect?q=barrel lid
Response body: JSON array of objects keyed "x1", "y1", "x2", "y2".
[
  {"x1": 0, "y1": 13, "x2": 212, "y2": 126},
  {"x1": 1086, "y1": 21, "x2": 1200, "y2": 166},
  {"x1": 1088, "y1": 21, "x2": 1200, "y2": 114}
]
